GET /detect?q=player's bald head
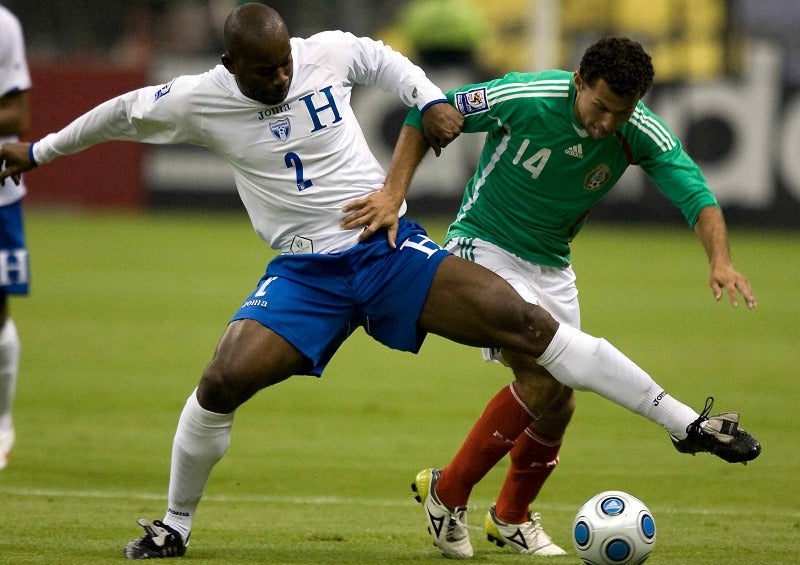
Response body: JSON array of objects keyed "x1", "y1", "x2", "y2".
[
  {"x1": 221, "y1": 3, "x2": 293, "y2": 105},
  {"x1": 224, "y1": 2, "x2": 289, "y2": 60}
]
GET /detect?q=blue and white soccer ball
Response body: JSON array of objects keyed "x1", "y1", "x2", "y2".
[{"x1": 572, "y1": 490, "x2": 656, "y2": 565}]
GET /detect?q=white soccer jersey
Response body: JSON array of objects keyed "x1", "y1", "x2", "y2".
[
  {"x1": 33, "y1": 31, "x2": 447, "y2": 253},
  {"x1": 0, "y1": 5, "x2": 31, "y2": 205}
]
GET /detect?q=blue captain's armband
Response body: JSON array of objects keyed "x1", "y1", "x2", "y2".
[
  {"x1": 28, "y1": 143, "x2": 38, "y2": 167},
  {"x1": 420, "y1": 98, "x2": 448, "y2": 114}
]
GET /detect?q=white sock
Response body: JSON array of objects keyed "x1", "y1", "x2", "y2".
[
  {"x1": 537, "y1": 323, "x2": 699, "y2": 438},
  {"x1": 0, "y1": 319, "x2": 20, "y2": 431},
  {"x1": 163, "y1": 388, "x2": 234, "y2": 542}
]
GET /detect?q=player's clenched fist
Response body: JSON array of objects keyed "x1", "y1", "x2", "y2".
[
  {"x1": 0, "y1": 142, "x2": 33, "y2": 186},
  {"x1": 421, "y1": 102, "x2": 463, "y2": 156}
]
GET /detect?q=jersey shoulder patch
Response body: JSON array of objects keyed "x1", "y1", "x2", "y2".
[
  {"x1": 455, "y1": 87, "x2": 490, "y2": 115},
  {"x1": 154, "y1": 80, "x2": 175, "y2": 102}
]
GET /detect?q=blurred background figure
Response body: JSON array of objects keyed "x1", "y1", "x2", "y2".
[
  {"x1": 0, "y1": 3, "x2": 31, "y2": 470},
  {"x1": 1, "y1": 0, "x2": 797, "y2": 223}
]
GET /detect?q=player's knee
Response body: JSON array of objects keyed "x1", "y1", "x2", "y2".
[
  {"x1": 198, "y1": 359, "x2": 255, "y2": 413},
  {"x1": 518, "y1": 304, "x2": 559, "y2": 353},
  {"x1": 484, "y1": 290, "x2": 558, "y2": 353},
  {"x1": 552, "y1": 388, "x2": 576, "y2": 420},
  {"x1": 512, "y1": 369, "x2": 564, "y2": 406}
]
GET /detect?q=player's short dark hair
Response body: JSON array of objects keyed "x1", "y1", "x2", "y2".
[{"x1": 579, "y1": 37, "x2": 655, "y2": 98}]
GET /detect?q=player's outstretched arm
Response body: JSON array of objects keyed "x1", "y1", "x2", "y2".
[
  {"x1": 0, "y1": 141, "x2": 34, "y2": 186},
  {"x1": 694, "y1": 206, "x2": 756, "y2": 309}
]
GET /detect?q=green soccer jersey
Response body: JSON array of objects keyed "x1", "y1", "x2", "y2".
[{"x1": 405, "y1": 70, "x2": 718, "y2": 267}]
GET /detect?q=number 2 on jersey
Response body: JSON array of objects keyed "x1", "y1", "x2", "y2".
[{"x1": 284, "y1": 152, "x2": 313, "y2": 191}]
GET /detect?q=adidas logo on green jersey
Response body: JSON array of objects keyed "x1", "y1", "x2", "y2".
[{"x1": 565, "y1": 144, "x2": 584, "y2": 159}]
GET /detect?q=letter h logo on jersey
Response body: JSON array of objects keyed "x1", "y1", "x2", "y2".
[{"x1": 299, "y1": 86, "x2": 342, "y2": 132}]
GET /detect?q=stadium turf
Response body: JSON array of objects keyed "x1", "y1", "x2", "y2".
[{"x1": 0, "y1": 209, "x2": 796, "y2": 563}]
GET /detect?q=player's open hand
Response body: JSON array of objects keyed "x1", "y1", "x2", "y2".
[
  {"x1": 709, "y1": 263, "x2": 756, "y2": 309},
  {"x1": 0, "y1": 142, "x2": 34, "y2": 186},
  {"x1": 421, "y1": 102, "x2": 463, "y2": 157},
  {"x1": 341, "y1": 189, "x2": 402, "y2": 247}
]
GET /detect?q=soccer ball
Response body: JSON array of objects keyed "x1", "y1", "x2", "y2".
[{"x1": 572, "y1": 491, "x2": 656, "y2": 565}]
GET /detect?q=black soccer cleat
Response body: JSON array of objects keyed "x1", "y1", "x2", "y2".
[
  {"x1": 124, "y1": 518, "x2": 187, "y2": 559},
  {"x1": 671, "y1": 397, "x2": 762, "y2": 464}
]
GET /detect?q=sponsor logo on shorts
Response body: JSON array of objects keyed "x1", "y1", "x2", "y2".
[
  {"x1": 241, "y1": 299, "x2": 269, "y2": 309},
  {"x1": 399, "y1": 234, "x2": 442, "y2": 258}
]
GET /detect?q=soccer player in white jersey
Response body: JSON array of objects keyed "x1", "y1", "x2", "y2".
[
  {"x1": 344, "y1": 37, "x2": 760, "y2": 558},
  {"x1": 1, "y1": 6, "x2": 760, "y2": 560},
  {"x1": 0, "y1": 4, "x2": 31, "y2": 471}
]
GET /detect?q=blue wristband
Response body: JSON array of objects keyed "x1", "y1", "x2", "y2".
[
  {"x1": 28, "y1": 143, "x2": 37, "y2": 167},
  {"x1": 420, "y1": 99, "x2": 448, "y2": 115}
]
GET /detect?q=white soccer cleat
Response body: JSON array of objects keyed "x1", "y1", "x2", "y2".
[
  {"x1": 411, "y1": 468, "x2": 473, "y2": 559},
  {"x1": 485, "y1": 505, "x2": 566, "y2": 556},
  {"x1": 0, "y1": 427, "x2": 15, "y2": 470}
]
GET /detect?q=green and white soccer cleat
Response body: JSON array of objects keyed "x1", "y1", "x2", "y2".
[
  {"x1": 411, "y1": 468, "x2": 473, "y2": 559},
  {"x1": 485, "y1": 505, "x2": 566, "y2": 556}
]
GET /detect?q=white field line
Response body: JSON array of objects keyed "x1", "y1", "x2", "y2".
[{"x1": 1, "y1": 487, "x2": 798, "y2": 518}]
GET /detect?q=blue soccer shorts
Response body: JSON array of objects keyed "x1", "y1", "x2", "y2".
[
  {"x1": 0, "y1": 200, "x2": 29, "y2": 296},
  {"x1": 231, "y1": 219, "x2": 450, "y2": 376}
]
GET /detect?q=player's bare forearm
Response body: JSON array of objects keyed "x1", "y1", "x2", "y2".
[
  {"x1": 385, "y1": 125, "x2": 430, "y2": 194},
  {"x1": 694, "y1": 206, "x2": 756, "y2": 309}
]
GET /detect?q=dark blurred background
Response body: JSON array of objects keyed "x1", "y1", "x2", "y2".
[{"x1": 4, "y1": 0, "x2": 800, "y2": 227}]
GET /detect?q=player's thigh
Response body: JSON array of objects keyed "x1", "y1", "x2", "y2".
[
  {"x1": 419, "y1": 255, "x2": 556, "y2": 352},
  {"x1": 464, "y1": 240, "x2": 579, "y2": 363},
  {"x1": 452, "y1": 237, "x2": 579, "y2": 327},
  {"x1": 210, "y1": 319, "x2": 307, "y2": 384},
  {"x1": 199, "y1": 319, "x2": 308, "y2": 411}
]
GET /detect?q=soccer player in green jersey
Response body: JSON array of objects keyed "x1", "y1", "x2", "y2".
[{"x1": 343, "y1": 36, "x2": 758, "y2": 558}]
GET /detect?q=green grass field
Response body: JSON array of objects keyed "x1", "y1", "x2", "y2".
[{"x1": 0, "y1": 209, "x2": 797, "y2": 564}]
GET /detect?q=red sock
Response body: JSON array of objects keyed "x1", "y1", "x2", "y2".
[
  {"x1": 494, "y1": 427, "x2": 561, "y2": 524},
  {"x1": 437, "y1": 384, "x2": 534, "y2": 508}
]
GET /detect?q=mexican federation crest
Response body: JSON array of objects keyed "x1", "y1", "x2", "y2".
[
  {"x1": 583, "y1": 164, "x2": 612, "y2": 192},
  {"x1": 269, "y1": 117, "x2": 291, "y2": 141}
]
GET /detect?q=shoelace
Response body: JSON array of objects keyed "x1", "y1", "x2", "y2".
[
  {"x1": 505, "y1": 512, "x2": 548, "y2": 534},
  {"x1": 444, "y1": 503, "x2": 486, "y2": 534},
  {"x1": 685, "y1": 396, "x2": 714, "y2": 435},
  {"x1": 445, "y1": 510, "x2": 469, "y2": 540},
  {"x1": 525, "y1": 512, "x2": 557, "y2": 542},
  {"x1": 139, "y1": 519, "x2": 171, "y2": 548}
]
